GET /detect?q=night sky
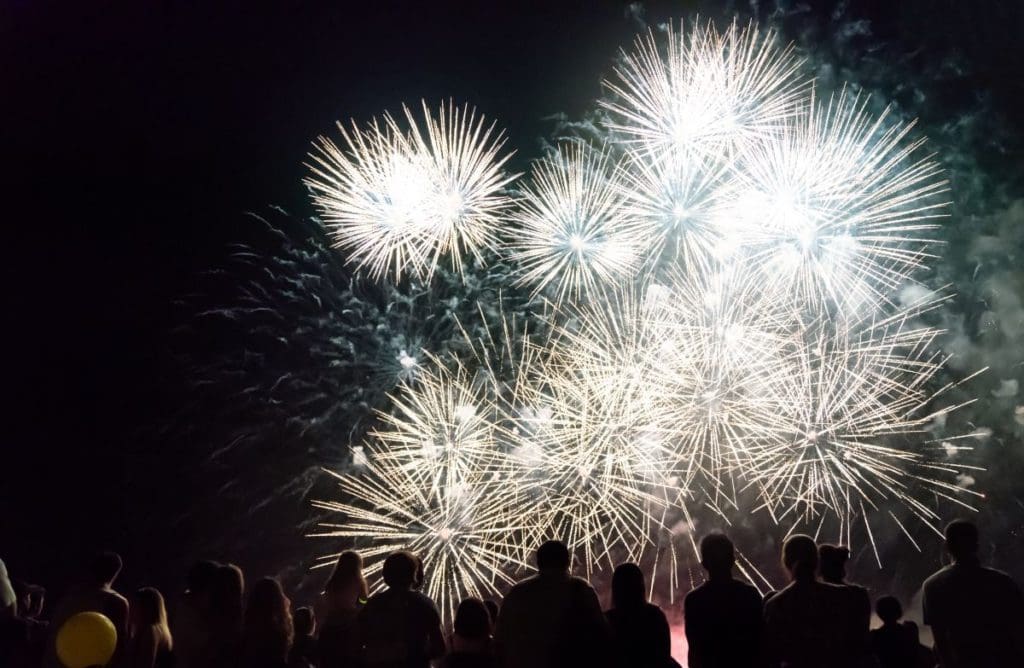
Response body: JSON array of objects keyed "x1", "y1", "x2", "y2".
[{"x1": 4, "y1": 0, "x2": 1023, "y2": 605}]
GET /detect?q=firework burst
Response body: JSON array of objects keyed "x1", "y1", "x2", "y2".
[
  {"x1": 745, "y1": 306, "x2": 984, "y2": 555},
  {"x1": 510, "y1": 142, "x2": 645, "y2": 303},
  {"x1": 306, "y1": 101, "x2": 517, "y2": 281},
  {"x1": 601, "y1": 19, "x2": 806, "y2": 161},
  {"x1": 520, "y1": 291, "x2": 685, "y2": 572},
  {"x1": 297, "y1": 16, "x2": 984, "y2": 604},
  {"x1": 722, "y1": 88, "x2": 949, "y2": 313},
  {"x1": 617, "y1": 147, "x2": 732, "y2": 275},
  {"x1": 312, "y1": 448, "x2": 531, "y2": 625},
  {"x1": 312, "y1": 345, "x2": 535, "y2": 623}
]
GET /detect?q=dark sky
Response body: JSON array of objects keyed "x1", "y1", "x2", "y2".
[{"x1": 3, "y1": 0, "x2": 1022, "y2": 600}]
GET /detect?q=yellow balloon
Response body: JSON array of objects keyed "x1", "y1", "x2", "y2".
[{"x1": 56, "y1": 611, "x2": 117, "y2": 668}]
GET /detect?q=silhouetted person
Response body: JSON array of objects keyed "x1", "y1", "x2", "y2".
[
  {"x1": 922, "y1": 519, "x2": 1024, "y2": 667},
  {"x1": 319, "y1": 553, "x2": 368, "y2": 667},
  {"x1": 13, "y1": 581, "x2": 45, "y2": 624},
  {"x1": 0, "y1": 558, "x2": 34, "y2": 668},
  {"x1": 0, "y1": 560, "x2": 14, "y2": 621},
  {"x1": 207, "y1": 563, "x2": 245, "y2": 664},
  {"x1": 605, "y1": 563, "x2": 673, "y2": 668},
  {"x1": 318, "y1": 550, "x2": 368, "y2": 668},
  {"x1": 126, "y1": 587, "x2": 174, "y2": 668},
  {"x1": 11, "y1": 580, "x2": 46, "y2": 666},
  {"x1": 869, "y1": 596, "x2": 915, "y2": 668},
  {"x1": 684, "y1": 532, "x2": 762, "y2": 668},
  {"x1": 901, "y1": 622, "x2": 936, "y2": 668},
  {"x1": 358, "y1": 551, "x2": 445, "y2": 668},
  {"x1": 494, "y1": 540, "x2": 611, "y2": 668},
  {"x1": 242, "y1": 577, "x2": 294, "y2": 668},
  {"x1": 45, "y1": 550, "x2": 130, "y2": 668},
  {"x1": 441, "y1": 598, "x2": 495, "y2": 668},
  {"x1": 174, "y1": 560, "x2": 220, "y2": 668},
  {"x1": 819, "y1": 544, "x2": 871, "y2": 663},
  {"x1": 763, "y1": 534, "x2": 853, "y2": 668},
  {"x1": 289, "y1": 606, "x2": 317, "y2": 668}
]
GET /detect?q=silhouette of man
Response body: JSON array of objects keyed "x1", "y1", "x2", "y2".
[
  {"x1": 494, "y1": 540, "x2": 610, "y2": 668},
  {"x1": 869, "y1": 596, "x2": 915, "y2": 668},
  {"x1": 901, "y1": 621, "x2": 937, "y2": 668},
  {"x1": 818, "y1": 544, "x2": 870, "y2": 663},
  {"x1": 763, "y1": 534, "x2": 852, "y2": 668},
  {"x1": 684, "y1": 532, "x2": 762, "y2": 668},
  {"x1": 174, "y1": 559, "x2": 220, "y2": 668},
  {"x1": 44, "y1": 551, "x2": 130, "y2": 668},
  {"x1": 922, "y1": 519, "x2": 1024, "y2": 667},
  {"x1": 359, "y1": 551, "x2": 445, "y2": 668}
]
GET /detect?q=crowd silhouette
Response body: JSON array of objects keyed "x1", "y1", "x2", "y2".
[{"x1": 2, "y1": 520, "x2": 1023, "y2": 667}]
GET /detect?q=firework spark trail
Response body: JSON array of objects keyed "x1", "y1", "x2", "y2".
[{"x1": 306, "y1": 101, "x2": 518, "y2": 281}]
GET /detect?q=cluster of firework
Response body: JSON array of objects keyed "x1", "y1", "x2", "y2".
[{"x1": 305, "y1": 19, "x2": 983, "y2": 622}]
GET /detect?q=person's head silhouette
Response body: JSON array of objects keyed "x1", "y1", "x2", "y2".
[
  {"x1": 89, "y1": 551, "x2": 123, "y2": 588},
  {"x1": 186, "y1": 560, "x2": 220, "y2": 594},
  {"x1": 817, "y1": 544, "x2": 851, "y2": 584},
  {"x1": 325, "y1": 550, "x2": 368, "y2": 604},
  {"x1": 454, "y1": 598, "x2": 491, "y2": 641},
  {"x1": 293, "y1": 606, "x2": 315, "y2": 637},
  {"x1": 782, "y1": 534, "x2": 818, "y2": 582},
  {"x1": 611, "y1": 563, "x2": 645, "y2": 609},
  {"x1": 944, "y1": 519, "x2": 979, "y2": 564},
  {"x1": 382, "y1": 551, "x2": 420, "y2": 590},
  {"x1": 536, "y1": 540, "x2": 571, "y2": 573},
  {"x1": 699, "y1": 532, "x2": 735, "y2": 579},
  {"x1": 875, "y1": 595, "x2": 902, "y2": 625}
]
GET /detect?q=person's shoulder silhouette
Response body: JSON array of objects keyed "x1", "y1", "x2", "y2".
[
  {"x1": 818, "y1": 544, "x2": 871, "y2": 660},
  {"x1": 359, "y1": 551, "x2": 444, "y2": 668},
  {"x1": 494, "y1": 540, "x2": 610, "y2": 668},
  {"x1": 683, "y1": 532, "x2": 762, "y2": 668},
  {"x1": 923, "y1": 520, "x2": 1024, "y2": 668},
  {"x1": 604, "y1": 563, "x2": 672, "y2": 668},
  {"x1": 440, "y1": 598, "x2": 495, "y2": 668},
  {"x1": 869, "y1": 596, "x2": 916, "y2": 668},
  {"x1": 763, "y1": 535, "x2": 856, "y2": 668}
]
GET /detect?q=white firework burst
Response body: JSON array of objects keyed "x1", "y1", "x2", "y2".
[
  {"x1": 312, "y1": 312, "x2": 550, "y2": 623},
  {"x1": 602, "y1": 19, "x2": 805, "y2": 161},
  {"x1": 746, "y1": 307, "x2": 984, "y2": 556},
  {"x1": 723, "y1": 88, "x2": 949, "y2": 313},
  {"x1": 306, "y1": 101, "x2": 517, "y2": 280},
  {"x1": 648, "y1": 267, "x2": 797, "y2": 501},
  {"x1": 520, "y1": 290, "x2": 686, "y2": 573},
  {"x1": 510, "y1": 142, "x2": 646, "y2": 304},
  {"x1": 305, "y1": 16, "x2": 984, "y2": 593},
  {"x1": 312, "y1": 446, "x2": 531, "y2": 625},
  {"x1": 617, "y1": 147, "x2": 732, "y2": 274}
]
